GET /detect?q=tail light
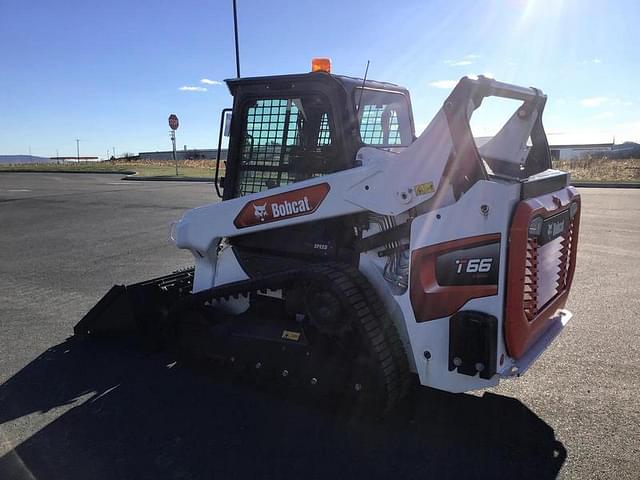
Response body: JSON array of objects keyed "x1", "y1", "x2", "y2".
[{"x1": 505, "y1": 187, "x2": 580, "y2": 358}]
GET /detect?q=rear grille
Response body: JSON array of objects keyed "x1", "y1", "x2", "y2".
[
  {"x1": 505, "y1": 186, "x2": 580, "y2": 359},
  {"x1": 523, "y1": 237, "x2": 538, "y2": 321},
  {"x1": 523, "y1": 217, "x2": 576, "y2": 321}
]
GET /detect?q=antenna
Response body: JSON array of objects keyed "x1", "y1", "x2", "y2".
[
  {"x1": 355, "y1": 60, "x2": 370, "y2": 116},
  {"x1": 232, "y1": 0, "x2": 241, "y2": 78}
]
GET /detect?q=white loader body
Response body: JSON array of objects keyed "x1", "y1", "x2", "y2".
[{"x1": 173, "y1": 76, "x2": 580, "y2": 394}]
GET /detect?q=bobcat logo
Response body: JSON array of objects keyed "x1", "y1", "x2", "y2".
[
  {"x1": 233, "y1": 183, "x2": 330, "y2": 229},
  {"x1": 253, "y1": 203, "x2": 268, "y2": 221},
  {"x1": 547, "y1": 219, "x2": 565, "y2": 238}
]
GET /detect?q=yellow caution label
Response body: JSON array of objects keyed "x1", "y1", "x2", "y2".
[
  {"x1": 281, "y1": 330, "x2": 301, "y2": 341},
  {"x1": 414, "y1": 182, "x2": 434, "y2": 196}
]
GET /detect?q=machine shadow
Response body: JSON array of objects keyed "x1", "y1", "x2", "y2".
[{"x1": 0, "y1": 337, "x2": 565, "y2": 480}]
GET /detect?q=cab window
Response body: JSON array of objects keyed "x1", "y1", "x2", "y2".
[
  {"x1": 235, "y1": 95, "x2": 337, "y2": 197},
  {"x1": 355, "y1": 88, "x2": 412, "y2": 147}
]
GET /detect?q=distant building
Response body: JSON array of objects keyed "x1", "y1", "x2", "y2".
[
  {"x1": 548, "y1": 142, "x2": 613, "y2": 161},
  {"x1": 474, "y1": 137, "x2": 614, "y2": 161},
  {"x1": 137, "y1": 149, "x2": 227, "y2": 161},
  {"x1": 610, "y1": 142, "x2": 640, "y2": 159}
]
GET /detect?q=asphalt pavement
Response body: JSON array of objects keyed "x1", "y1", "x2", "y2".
[{"x1": 0, "y1": 173, "x2": 638, "y2": 479}]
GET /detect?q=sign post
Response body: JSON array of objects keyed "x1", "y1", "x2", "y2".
[{"x1": 168, "y1": 114, "x2": 179, "y2": 176}]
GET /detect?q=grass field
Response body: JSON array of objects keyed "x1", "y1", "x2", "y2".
[
  {"x1": 1, "y1": 157, "x2": 639, "y2": 183},
  {"x1": 0, "y1": 159, "x2": 220, "y2": 178},
  {"x1": 551, "y1": 157, "x2": 640, "y2": 183}
]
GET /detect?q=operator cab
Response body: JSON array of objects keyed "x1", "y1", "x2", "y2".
[
  {"x1": 214, "y1": 61, "x2": 415, "y2": 273},
  {"x1": 220, "y1": 64, "x2": 416, "y2": 200}
]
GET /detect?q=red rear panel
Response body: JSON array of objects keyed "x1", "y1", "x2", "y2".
[
  {"x1": 505, "y1": 186, "x2": 580, "y2": 358},
  {"x1": 410, "y1": 234, "x2": 501, "y2": 323}
]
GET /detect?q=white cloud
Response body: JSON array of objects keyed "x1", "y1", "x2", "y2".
[
  {"x1": 590, "y1": 111, "x2": 615, "y2": 120},
  {"x1": 200, "y1": 78, "x2": 222, "y2": 85},
  {"x1": 611, "y1": 98, "x2": 632, "y2": 107},
  {"x1": 429, "y1": 80, "x2": 458, "y2": 89},
  {"x1": 592, "y1": 58, "x2": 602, "y2": 64},
  {"x1": 580, "y1": 96, "x2": 633, "y2": 108},
  {"x1": 580, "y1": 96, "x2": 608, "y2": 107},
  {"x1": 445, "y1": 54, "x2": 479, "y2": 67},
  {"x1": 179, "y1": 86, "x2": 207, "y2": 92},
  {"x1": 448, "y1": 60, "x2": 473, "y2": 67}
]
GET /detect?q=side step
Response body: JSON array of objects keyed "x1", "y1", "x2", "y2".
[{"x1": 74, "y1": 268, "x2": 194, "y2": 336}]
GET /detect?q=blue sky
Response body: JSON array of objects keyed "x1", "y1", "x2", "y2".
[{"x1": 1, "y1": 0, "x2": 638, "y2": 158}]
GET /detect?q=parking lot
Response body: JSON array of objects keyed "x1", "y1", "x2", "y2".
[{"x1": 0, "y1": 173, "x2": 638, "y2": 479}]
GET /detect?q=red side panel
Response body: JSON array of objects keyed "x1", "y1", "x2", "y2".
[
  {"x1": 410, "y1": 234, "x2": 501, "y2": 322},
  {"x1": 505, "y1": 186, "x2": 580, "y2": 358}
]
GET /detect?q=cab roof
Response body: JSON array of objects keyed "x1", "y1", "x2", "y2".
[{"x1": 225, "y1": 72, "x2": 410, "y2": 97}]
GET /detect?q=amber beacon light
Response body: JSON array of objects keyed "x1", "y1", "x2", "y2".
[{"x1": 311, "y1": 57, "x2": 331, "y2": 73}]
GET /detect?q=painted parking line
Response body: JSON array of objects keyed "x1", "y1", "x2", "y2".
[{"x1": 6, "y1": 189, "x2": 32, "y2": 192}]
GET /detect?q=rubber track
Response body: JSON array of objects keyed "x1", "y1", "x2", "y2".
[
  {"x1": 329, "y1": 264, "x2": 412, "y2": 405},
  {"x1": 171, "y1": 262, "x2": 411, "y2": 412}
]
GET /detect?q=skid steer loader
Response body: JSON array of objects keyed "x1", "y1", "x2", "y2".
[{"x1": 75, "y1": 60, "x2": 580, "y2": 411}]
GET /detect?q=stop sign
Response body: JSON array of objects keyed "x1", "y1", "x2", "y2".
[{"x1": 168, "y1": 114, "x2": 179, "y2": 130}]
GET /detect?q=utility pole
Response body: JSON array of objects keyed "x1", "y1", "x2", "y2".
[
  {"x1": 76, "y1": 138, "x2": 80, "y2": 162},
  {"x1": 56, "y1": 149, "x2": 59, "y2": 163},
  {"x1": 112, "y1": 147, "x2": 116, "y2": 159}
]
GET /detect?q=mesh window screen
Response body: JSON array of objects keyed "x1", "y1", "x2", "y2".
[
  {"x1": 235, "y1": 96, "x2": 335, "y2": 197},
  {"x1": 237, "y1": 99, "x2": 301, "y2": 196},
  {"x1": 356, "y1": 89, "x2": 412, "y2": 147},
  {"x1": 317, "y1": 113, "x2": 332, "y2": 146},
  {"x1": 360, "y1": 105, "x2": 402, "y2": 145}
]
